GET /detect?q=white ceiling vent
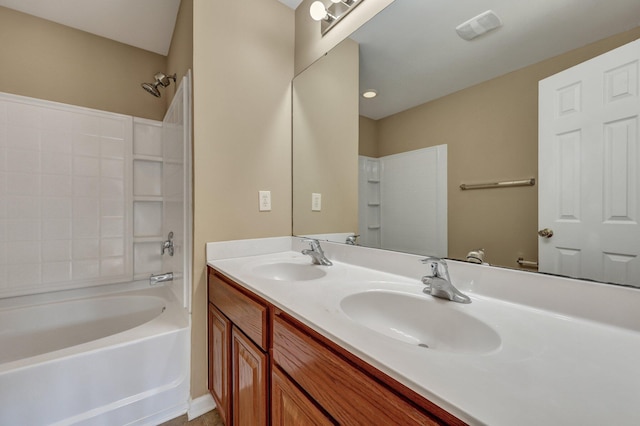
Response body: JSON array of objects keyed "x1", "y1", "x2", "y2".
[{"x1": 455, "y1": 10, "x2": 503, "y2": 41}]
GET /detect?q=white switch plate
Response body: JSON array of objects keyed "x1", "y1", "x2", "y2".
[
  {"x1": 312, "y1": 193, "x2": 321, "y2": 211},
  {"x1": 259, "y1": 191, "x2": 271, "y2": 211}
]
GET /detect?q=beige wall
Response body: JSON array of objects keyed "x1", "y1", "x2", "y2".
[
  {"x1": 0, "y1": 6, "x2": 167, "y2": 121},
  {"x1": 294, "y1": 0, "x2": 393, "y2": 74},
  {"x1": 359, "y1": 115, "x2": 378, "y2": 158},
  {"x1": 166, "y1": 0, "x2": 193, "y2": 107},
  {"x1": 293, "y1": 39, "x2": 359, "y2": 236},
  {"x1": 191, "y1": 0, "x2": 294, "y2": 398},
  {"x1": 376, "y1": 27, "x2": 640, "y2": 268}
]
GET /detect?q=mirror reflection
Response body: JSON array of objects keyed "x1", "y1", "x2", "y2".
[{"x1": 292, "y1": 0, "x2": 640, "y2": 287}]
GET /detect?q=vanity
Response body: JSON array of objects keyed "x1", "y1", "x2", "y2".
[{"x1": 207, "y1": 237, "x2": 640, "y2": 425}]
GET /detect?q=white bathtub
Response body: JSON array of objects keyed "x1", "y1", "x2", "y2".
[{"x1": 0, "y1": 281, "x2": 190, "y2": 426}]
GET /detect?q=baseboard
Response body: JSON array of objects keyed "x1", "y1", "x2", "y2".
[{"x1": 187, "y1": 393, "x2": 216, "y2": 420}]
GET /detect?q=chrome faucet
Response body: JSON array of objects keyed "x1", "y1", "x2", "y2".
[
  {"x1": 421, "y1": 257, "x2": 471, "y2": 303},
  {"x1": 150, "y1": 272, "x2": 173, "y2": 286},
  {"x1": 345, "y1": 234, "x2": 359, "y2": 245},
  {"x1": 302, "y1": 239, "x2": 333, "y2": 266},
  {"x1": 161, "y1": 231, "x2": 174, "y2": 256}
]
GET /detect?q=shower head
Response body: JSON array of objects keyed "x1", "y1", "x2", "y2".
[
  {"x1": 141, "y1": 72, "x2": 177, "y2": 98},
  {"x1": 141, "y1": 81, "x2": 162, "y2": 97}
]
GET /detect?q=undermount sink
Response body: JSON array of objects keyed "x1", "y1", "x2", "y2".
[
  {"x1": 340, "y1": 290, "x2": 501, "y2": 354},
  {"x1": 250, "y1": 262, "x2": 327, "y2": 281}
]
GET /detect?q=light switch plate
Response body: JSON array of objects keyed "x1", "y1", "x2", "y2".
[
  {"x1": 312, "y1": 193, "x2": 321, "y2": 211},
  {"x1": 259, "y1": 191, "x2": 271, "y2": 211}
]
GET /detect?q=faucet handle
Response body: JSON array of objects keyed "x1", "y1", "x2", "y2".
[
  {"x1": 421, "y1": 256, "x2": 443, "y2": 263},
  {"x1": 161, "y1": 231, "x2": 174, "y2": 256},
  {"x1": 303, "y1": 238, "x2": 321, "y2": 250},
  {"x1": 420, "y1": 256, "x2": 448, "y2": 278}
]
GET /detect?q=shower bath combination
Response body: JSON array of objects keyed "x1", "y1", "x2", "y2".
[{"x1": 141, "y1": 72, "x2": 176, "y2": 97}]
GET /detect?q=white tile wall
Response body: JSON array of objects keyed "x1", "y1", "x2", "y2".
[
  {"x1": 0, "y1": 93, "x2": 133, "y2": 297},
  {"x1": 132, "y1": 118, "x2": 164, "y2": 281},
  {"x1": 134, "y1": 242, "x2": 162, "y2": 275},
  {"x1": 0, "y1": 93, "x2": 183, "y2": 298},
  {"x1": 134, "y1": 201, "x2": 163, "y2": 237},
  {"x1": 134, "y1": 118, "x2": 163, "y2": 157},
  {"x1": 133, "y1": 161, "x2": 162, "y2": 196}
]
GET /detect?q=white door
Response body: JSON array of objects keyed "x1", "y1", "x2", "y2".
[{"x1": 539, "y1": 39, "x2": 640, "y2": 286}]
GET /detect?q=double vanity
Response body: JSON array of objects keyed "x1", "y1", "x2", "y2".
[{"x1": 207, "y1": 236, "x2": 640, "y2": 425}]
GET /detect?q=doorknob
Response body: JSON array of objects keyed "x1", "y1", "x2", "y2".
[{"x1": 538, "y1": 228, "x2": 554, "y2": 238}]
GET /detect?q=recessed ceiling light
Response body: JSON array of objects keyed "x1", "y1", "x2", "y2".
[{"x1": 362, "y1": 90, "x2": 377, "y2": 99}]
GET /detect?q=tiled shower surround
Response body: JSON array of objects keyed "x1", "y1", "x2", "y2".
[{"x1": 0, "y1": 93, "x2": 165, "y2": 297}]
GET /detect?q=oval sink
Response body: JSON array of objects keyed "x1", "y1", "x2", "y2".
[
  {"x1": 250, "y1": 262, "x2": 327, "y2": 281},
  {"x1": 340, "y1": 290, "x2": 501, "y2": 354}
]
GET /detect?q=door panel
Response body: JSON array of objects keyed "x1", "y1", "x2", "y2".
[
  {"x1": 209, "y1": 304, "x2": 231, "y2": 424},
  {"x1": 232, "y1": 326, "x2": 268, "y2": 426},
  {"x1": 539, "y1": 39, "x2": 640, "y2": 286}
]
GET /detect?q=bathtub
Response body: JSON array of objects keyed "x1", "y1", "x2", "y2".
[{"x1": 0, "y1": 281, "x2": 190, "y2": 426}]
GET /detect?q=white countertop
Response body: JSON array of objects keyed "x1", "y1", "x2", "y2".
[{"x1": 207, "y1": 237, "x2": 640, "y2": 425}]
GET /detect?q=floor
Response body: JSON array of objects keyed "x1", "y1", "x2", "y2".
[{"x1": 159, "y1": 409, "x2": 224, "y2": 426}]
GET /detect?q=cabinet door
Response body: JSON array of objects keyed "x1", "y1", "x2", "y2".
[
  {"x1": 272, "y1": 366, "x2": 335, "y2": 426},
  {"x1": 232, "y1": 326, "x2": 268, "y2": 426},
  {"x1": 209, "y1": 303, "x2": 231, "y2": 424}
]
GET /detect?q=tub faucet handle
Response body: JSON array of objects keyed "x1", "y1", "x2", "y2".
[{"x1": 161, "y1": 232, "x2": 174, "y2": 256}]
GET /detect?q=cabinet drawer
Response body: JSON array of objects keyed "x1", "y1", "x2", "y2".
[
  {"x1": 273, "y1": 313, "x2": 454, "y2": 426},
  {"x1": 208, "y1": 269, "x2": 268, "y2": 350},
  {"x1": 272, "y1": 365, "x2": 336, "y2": 426}
]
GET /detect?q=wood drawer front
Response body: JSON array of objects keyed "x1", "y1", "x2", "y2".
[
  {"x1": 272, "y1": 314, "x2": 442, "y2": 426},
  {"x1": 209, "y1": 270, "x2": 268, "y2": 350},
  {"x1": 272, "y1": 366, "x2": 336, "y2": 426}
]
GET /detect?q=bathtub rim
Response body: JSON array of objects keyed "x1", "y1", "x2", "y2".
[{"x1": 0, "y1": 281, "x2": 189, "y2": 375}]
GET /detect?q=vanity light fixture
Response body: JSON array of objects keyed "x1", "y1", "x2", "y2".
[
  {"x1": 310, "y1": 1, "x2": 335, "y2": 22},
  {"x1": 362, "y1": 90, "x2": 377, "y2": 99},
  {"x1": 310, "y1": 0, "x2": 365, "y2": 36}
]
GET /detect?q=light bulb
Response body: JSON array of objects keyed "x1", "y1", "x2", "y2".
[{"x1": 310, "y1": 1, "x2": 328, "y2": 21}]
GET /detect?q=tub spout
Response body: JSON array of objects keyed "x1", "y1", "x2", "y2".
[{"x1": 150, "y1": 272, "x2": 173, "y2": 286}]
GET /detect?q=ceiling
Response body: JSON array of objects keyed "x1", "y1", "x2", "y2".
[
  {"x1": 351, "y1": 0, "x2": 640, "y2": 119},
  {"x1": 278, "y1": 0, "x2": 303, "y2": 10},
  {"x1": 0, "y1": 0, "x2": 181, "y2": 55},
  {"x1": 0, "y1": 0, "x2": 300, "y2": 55}
]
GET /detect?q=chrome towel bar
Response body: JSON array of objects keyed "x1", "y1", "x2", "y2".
[
  {"x1": 517, "y1": 257, "x2": 538, "y2": 268},
  {"x1": 460, "y1": 178, "x2": 535, "y2": 190}
]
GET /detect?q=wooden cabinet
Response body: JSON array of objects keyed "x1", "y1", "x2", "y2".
[
  {"x1": 271, "y1": 366, "x2": 335, "y2": 426},
  {"x1": 208, "y1": 269, "x2": 269, "y2": 426},
  {"x1": 272, "y1": 311, "x2": 462, "y2": 426},
  {"x1": 232, "y1": 326, "x2": 268, "y2": 425},
  {"x1": 208, "y1": 304, "x2": 231, "y2": 424},
  {"x1": 207, "y1": 266, "x2": 465, "y2": 426}
]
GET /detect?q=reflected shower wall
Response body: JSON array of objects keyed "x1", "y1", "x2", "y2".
[{"x1": 358, "y1": 145, "x2": 448, "y2": 257}]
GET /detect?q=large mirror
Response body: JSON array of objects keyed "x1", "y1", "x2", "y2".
[{"x1": 293, "y1": 0, "x2": 640, "y2": 287}]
